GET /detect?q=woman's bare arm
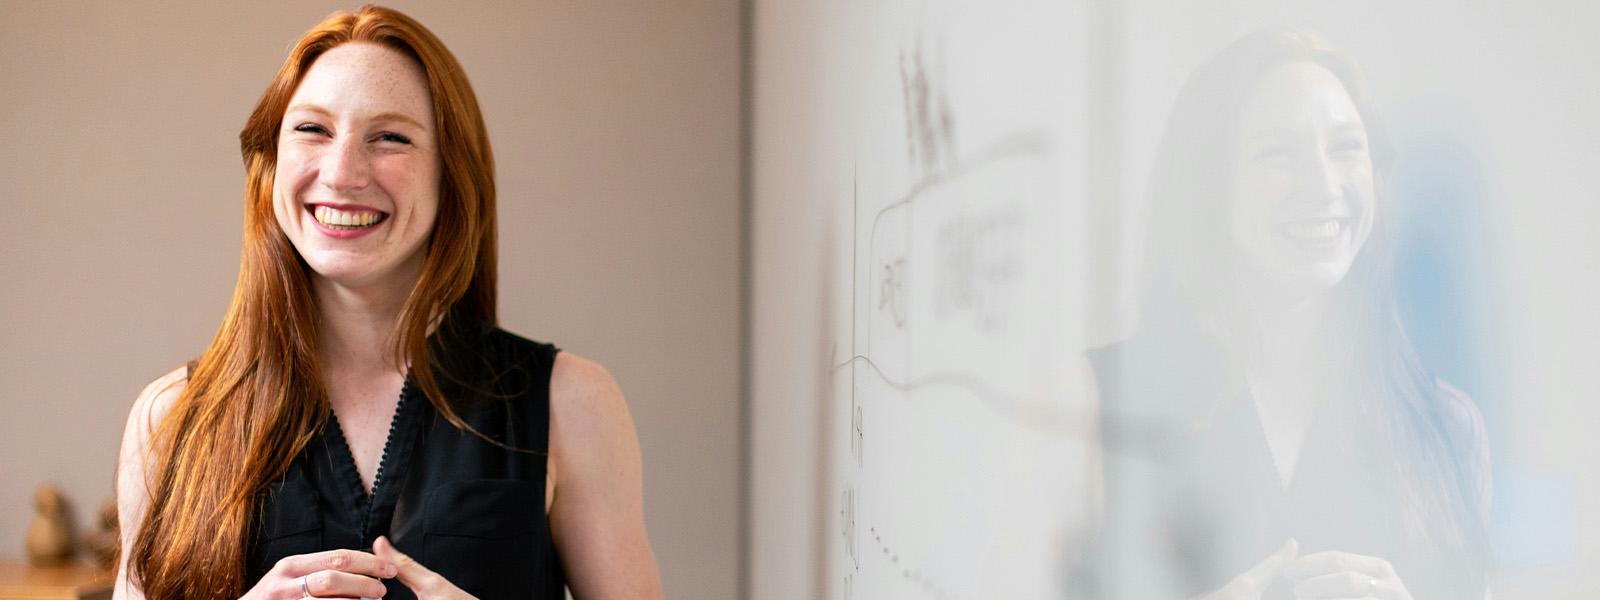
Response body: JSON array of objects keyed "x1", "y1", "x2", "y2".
[
  {"x1": 112, "y1": 366, "x2": 186, "y2": 600},
  {"x1": 547, "y1": 352, "x2": 662, "y2": 599}
]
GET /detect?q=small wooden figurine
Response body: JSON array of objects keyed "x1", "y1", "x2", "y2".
[{"x1": 25, "y1": 484, "x2": 77, "y2": 567}]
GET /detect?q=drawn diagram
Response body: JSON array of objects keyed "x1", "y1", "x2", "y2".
[{"x1": 823, "y1": 2, "x2": 1102, "y2": 598}]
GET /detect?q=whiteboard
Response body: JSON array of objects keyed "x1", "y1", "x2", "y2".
[
  {"x1": 753, "y1": 1, "x2": 1600, "y2": 599},
  {"x1": 817, "y1": 2, "x2": 1104, "y2": 598}
]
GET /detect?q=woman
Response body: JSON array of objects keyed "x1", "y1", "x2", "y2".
[
  {"x1": 1078, "y1": 29, "x2": 1491, "y2": 599},
  {"x1": 113, "y1": 6, "x2": 661, "y2": 599}
]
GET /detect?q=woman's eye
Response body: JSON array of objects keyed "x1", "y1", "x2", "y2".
[
  {"x1": 293, "y1": 123, "x2": 330, "y2": 136},
  {"x1": 1253, "y1": 145, "x2": 1291, "y2": 163},
  {"x1": 375, "y1": 132, "x2": 413, "y2": 145},
  {"x1": 1330, "y1": 138, "x2": 1368, "y2": 155}
]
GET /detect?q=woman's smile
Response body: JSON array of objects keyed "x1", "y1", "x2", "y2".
[
  {"x1": 305, "y1": 202, "x2": 391, "y2": 239},
  {"x1": 1273, "y1": 216, "x2": 1349, "y2": 251}
]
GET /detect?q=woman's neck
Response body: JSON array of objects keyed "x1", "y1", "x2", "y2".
[
  {"x1": 312, "y1": 269, "x2": 417, "y2": 375},
  {"x1": 1232, "y1": 280, "x2": 1349, "y2": 404}
]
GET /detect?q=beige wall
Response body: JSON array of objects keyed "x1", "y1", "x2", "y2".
[{"x1": 0, "y1": 1, "x2": 740, "y2": 597}]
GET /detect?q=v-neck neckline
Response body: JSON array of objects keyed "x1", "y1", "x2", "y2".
[
  {"x1": 1246, "y1": 382, "x2": 1309, "y2": 491},
  {"x1": 323, "y1": 378, "x2": 419, "y2": 545},
  {"x1": 1238, "y1": 381, "x2": 1342, "y2": 495}
]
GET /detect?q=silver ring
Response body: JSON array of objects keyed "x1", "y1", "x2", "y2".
[{"x1": 300, "y1": 575, "x2": 312, "y2": 598}]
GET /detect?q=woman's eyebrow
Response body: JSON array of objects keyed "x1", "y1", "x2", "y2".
[
  {"x1": 285, "y1": 103, "x2": 333, "y2": 119},
  {"x1": 1329, "y1": 121, "x2": 1367, "y2": 136},
  {"x1": 284, "y1": 104, "x2": 426, "y2": 130},
  {"x1": 369, "y1": 111, "x2": 426, "y2": 130},
  {"x1": 1244, "y1": 127, "x2": 1293, "y2": 144}
]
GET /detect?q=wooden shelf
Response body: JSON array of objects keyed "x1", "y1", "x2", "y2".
[{"x1": 0, "y1": 560, "x2": 112, "y2": 600}]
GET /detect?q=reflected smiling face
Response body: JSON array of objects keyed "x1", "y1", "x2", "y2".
[
  {"x1": 1230, "y1": 61, "x2": 1376, "y2": 293},
  {"x1": 272, "y1": 42, "x2": 441, "y2": 291}
]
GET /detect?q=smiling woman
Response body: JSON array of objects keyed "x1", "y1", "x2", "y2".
[
  {"x1": 1077, "y1": 28, "x2": 1491, "y2": 600},
  {"x1": 112, "y1": 5, "x2": 661, "y2": 600}
]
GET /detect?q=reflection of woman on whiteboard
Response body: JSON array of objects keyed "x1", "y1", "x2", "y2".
[{"x1": 1080, "y1": 29, "x2": 1490, "y2": 599}]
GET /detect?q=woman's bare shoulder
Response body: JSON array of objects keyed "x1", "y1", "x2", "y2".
[
  {"x1": 1434, "y1": 379, "x2": 1488, "y2": 451},
  {"x1": 129, "y1": 365, "x2": 189, "y2": 434},
  {"x1": 547, "y1": 351, "x2": 640, "y2": 471},
  {"x1": 122, "y1": 365, "x2": 189, "y2": 471},
  {"x1": 549, "y1": 352, "x2": 630, "y2": 430}
]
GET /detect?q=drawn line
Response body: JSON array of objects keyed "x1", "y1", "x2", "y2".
[
  {"x1": 866, "y1": 130, "x2": 1052, "y2": 240},
  {"x1": 831, "y1": 353, "x2": 1090, "y2": 437},
  {"x1": 861, "y1": 130, "x2": 1053, "y2": 359}
]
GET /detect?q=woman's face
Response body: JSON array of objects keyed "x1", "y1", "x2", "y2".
[
  {"x1": 1229, "y1": 61, "x2": 1375, "y2": 293},
  {"x1": 273, "y1": 42, "x2": 441, "y2": 291}
]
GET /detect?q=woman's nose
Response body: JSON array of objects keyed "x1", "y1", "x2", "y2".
[
  {"x1": 319, "y1": 136, "x2": 371, "y2": 193},
  {"x1": 1299, "y1": 153, "x2": 1342, "y2": 203}
]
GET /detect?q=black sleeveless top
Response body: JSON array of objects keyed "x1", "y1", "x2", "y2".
[
  {"x1": 1073, "y1": 334, "x2": 1488, "y2": 599},
  {"x1": 243, "y1": 316, "x2": 566, "y2": 599}
]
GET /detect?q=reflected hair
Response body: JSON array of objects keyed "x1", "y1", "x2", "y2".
[
  {"x1": 127, "y1": 5, "x2": 496, "y2": 598},
  {"x1": 1137, "y1": 27, "x2": 1487, "y2": 593}
]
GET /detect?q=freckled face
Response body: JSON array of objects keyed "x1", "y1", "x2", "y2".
[
  {"x1": 1230, "y1": 62, "x2": 1376, "y2": 292},
  {"x1": 272, "y1": 42, "x2": 440, "y2": 291}
]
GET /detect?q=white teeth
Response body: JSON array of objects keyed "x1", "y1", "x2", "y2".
[
  {"x1": 1283, "y1": 219, "x2": 1341, "y2": 241},
  {"x1": 313, "y1": 205, "x2": 382, "y2": 228}
]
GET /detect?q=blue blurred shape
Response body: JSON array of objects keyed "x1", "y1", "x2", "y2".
[{"x1": 1490, "y1": 471, "x2": 1576, "y2": 568}]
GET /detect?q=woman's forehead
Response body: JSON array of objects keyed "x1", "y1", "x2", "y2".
[
  {"x1": 1237, "y1": 62, "x2": 1363, "y2": 139},
  {"x1": 287, "y1": 42, "x2": 435, "y2": 128}
]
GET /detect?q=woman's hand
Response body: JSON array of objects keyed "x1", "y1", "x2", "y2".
[
  {"x1": 1195, "y1": 539, "x2": 1299, "y2": 600},
  {"x1": 373, "y1": 535, "x2": 477, "y2": 600},
  {"x1": 1283, "y1": 551, "x2": 1413, "y2": 600},
  {"x1": 241, "y1": 549, "x2": 396, "y2": 600}
]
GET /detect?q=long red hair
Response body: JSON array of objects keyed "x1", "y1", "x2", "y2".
[{"x1": 129, "y1": 6, "x2": 496, "y2": 597}]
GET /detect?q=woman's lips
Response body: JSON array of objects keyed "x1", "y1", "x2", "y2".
[
  {"x1": 305, "y1": 203, "x2": 389, "y2": 239},
  {"x1": 1274, "y1": 217, "x2": 1347, "y2": 250}
]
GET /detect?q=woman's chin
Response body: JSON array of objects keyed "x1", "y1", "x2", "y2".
[
  {"x1": 299, "y1": 243, "x2": 428, "y2": 296},
  {"x1": 304, "y1": 259, "x2": 388, "y2": 289},
  {"x1": 1265, "y1": 259, "x2": 1355, "y2": 295}
]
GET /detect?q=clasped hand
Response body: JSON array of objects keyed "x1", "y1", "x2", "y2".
[
  {"x1": 1197, "y1": 539, "x2": 1415, "y2": 600},
  {"x1": 240, "y1": 536, "x2": 474, "y2": 599}
]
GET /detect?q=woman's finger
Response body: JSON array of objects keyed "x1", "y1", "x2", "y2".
[
  {"x1": 373, "y1": 535, "x2": 446, "y2": 595},
  {"x1": 1225, "y1": 538, "x2": 1299, "y2": 596},
  {"x1": 1291, "y1": 570, "x2": 1395, "y2": 599},
  {"x1": 273, "y1": 548, "x2": 398, "y2": 580},
  {"x1": 1283, "y1": 550, "x2": 1395, "y2": 580},
  {"x1": 300, "y1": 569, "x2": 392, "y2": 599}
]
